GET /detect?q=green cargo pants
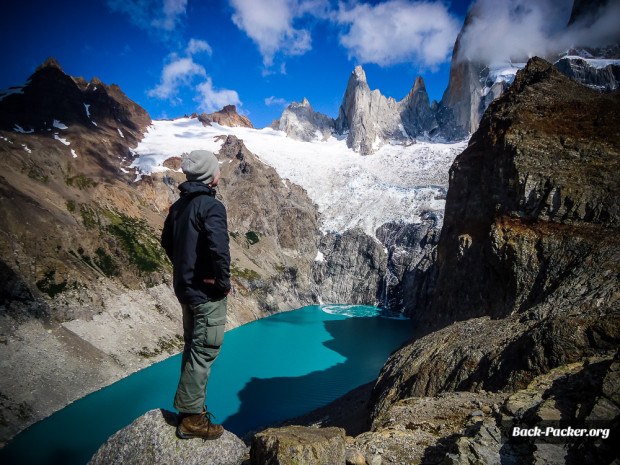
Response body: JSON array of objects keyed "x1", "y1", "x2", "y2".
[{"x1": 173, "y1": 297, "x2": 227, "y2": 414}]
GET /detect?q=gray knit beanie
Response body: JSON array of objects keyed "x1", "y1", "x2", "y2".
[{"x1": 181, "y1": 150, "x2": 220, "y2": 184}]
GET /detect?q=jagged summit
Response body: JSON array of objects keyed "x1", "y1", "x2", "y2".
[
  {"x1": 411, "y1": 76, "x2": 426, "y2": 94},
  {"x1": 190, "y1": 105, "x2": 253, "y2": 128},
  {"x1": 36, "y1": 56, "x2": 63, "y2": 72},
  {"x1": 335, "y1": 66, "x2": 435, "y2": 154},
  {"x1": 0, "y1": 57, "x2": 151, "y2": 146},
  {"x1": 276, "y1": 97, "x2": 334, "y2": 142},
  {"x1": 352, "y1": 65, "x2": 367, "y2": 83}
]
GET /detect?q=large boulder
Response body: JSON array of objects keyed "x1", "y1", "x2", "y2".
[
  {"x1": 88, "y1": 409, "x2": 247, "y2": 465},
  {"x1": 250, "y1": 425, "x2": 346, "y2": 465}
]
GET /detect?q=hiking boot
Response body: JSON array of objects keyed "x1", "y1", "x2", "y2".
[{"x1": 176, "y1": 411, "x2": 224, "y2": 440}]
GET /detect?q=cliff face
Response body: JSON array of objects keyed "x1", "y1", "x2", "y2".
[
  {"x1": 312, "y1": 229, "x2": 386, "y2": 306},
  {"x1": 370, "y1": 58, "x2": 620, "y2": 420},
  {"x1": 427, "y1": 56, "x2": 619, "y2": 327},
  {"x1": 276, "y1": 98, "x2": 335, "y2": 142},
  {"x1": 334, "y1": 66, "x2": 435, "y2": 154}
]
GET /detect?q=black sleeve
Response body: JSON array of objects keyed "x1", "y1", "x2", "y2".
[
  {"x1": 161, "y1": 208, "x2": 174, "y2": 261},
  {"x1": 203, "y1": 201, "x2": 231, "y2": 293}
]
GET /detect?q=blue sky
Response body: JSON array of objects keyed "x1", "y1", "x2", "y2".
[
  {"x1": 0, "y1": 0, "x2": 476, "y2": 128},
  {"x1": 5, "y1": 0, "x2": 617, "y2": 129}
]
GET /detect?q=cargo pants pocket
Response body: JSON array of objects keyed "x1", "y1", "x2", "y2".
[{"x1": 201, "y1": 298, "x2": 227, "y2": 348}]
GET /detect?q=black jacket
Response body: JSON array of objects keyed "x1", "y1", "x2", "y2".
[{"x1": 161, "y1": 181, "x2": 231, "y2": 305}]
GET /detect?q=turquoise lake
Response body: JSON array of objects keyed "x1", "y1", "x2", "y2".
[{"x1": 0, "y1": 304, "x2": 414, "y2": 465}]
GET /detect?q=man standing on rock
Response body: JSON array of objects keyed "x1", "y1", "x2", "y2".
[{"x1": 161, "y1": 149, "x2": 230, "y2": 440}]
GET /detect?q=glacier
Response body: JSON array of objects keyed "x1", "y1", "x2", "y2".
[{"x1": 131, "y1": 118, "x2": 467, "y2": 237}]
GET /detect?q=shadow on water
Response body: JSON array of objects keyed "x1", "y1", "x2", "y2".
[
  {"x1": 223, "y1": 316, "x2": 413, "y2": 436},
  {"x1": 0, "y1": 308, "x2": 413, "y2": 465}
]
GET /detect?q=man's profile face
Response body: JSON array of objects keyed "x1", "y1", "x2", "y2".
[{"x1": 210, "y1": 170, "x2": 221, "y2": 187}]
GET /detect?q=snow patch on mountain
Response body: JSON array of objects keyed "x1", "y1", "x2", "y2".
[
  {"x1": 54, "y1": 134, "x2": 70, "y2": 145},
  {"x1": 13, "y1": 124, "x2": 34, "y2": 134},
  {"x1": 132, "y1": 118, "x2": 466, "y2": 236},
  {"x1": 53, "y1": 119, "x2": 68, "y2": 130},
  {"x1": 0, "y1": 83, "x2": 28, "y2": 102},
  {"x1": 481, "y1": 62, "x2": 526, "y2": 96}
]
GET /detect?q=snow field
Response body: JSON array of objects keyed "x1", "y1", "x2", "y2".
[{"x1": 132, "y1": 118, "x2": 467, "y2": 236}]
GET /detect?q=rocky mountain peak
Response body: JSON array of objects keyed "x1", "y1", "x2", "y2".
[
  {"x1": 334, "y1": 66, "x2": 436, "y2": 154},
  {"x1": 36, "y1": 56, "x2": 63, "y2": 72},
  {"x1": 352, "y1": 65, "x2": 367, "y2": 83},
  {"x1": 89, "y1": 77, "x2": 104, "y2": 87},
  {"x1": 412, "y1": 76, "x2": 426, "y2": 93},
  {"x1": 0, "y1": 57, "x2": 150, "y2": 150},
  {"x1": 192, "y1": 105, "x2": 253, "y2": 128},
  {"x1": 277, "y1": 97, "x2": 334, "y2": 141}
]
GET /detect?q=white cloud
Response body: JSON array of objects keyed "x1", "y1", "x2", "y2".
[
  {"x1": 457, "y1": 0, "x2": 620, "y2": 64},
  {"x1": 336, "y1": 0, "x2": 461, "y2": 68},
  {"x1": 148, "y1": 39, "x2": 242, "y2": 111},
  {"x1": 147, "y1": 56, "x2": 206, "y2": 100},
  {"x1": 107, "y1": 0, "x2": 188, "y2": 34},
  {"x1": 229, "y1": 0, "x2": 322, "y2": 67},
  {"x1": 186, "y1": 38, "x2": 212, "y2": 56},
  {"x1": 195, "y1": 78, "x2": 242, "y2": 113},
  {"x1": 265, "y1": 96, "x2": 289, "y2": 106},
  {"x1": 158, "y1": 0, "x2": 188, "y2": 30}
]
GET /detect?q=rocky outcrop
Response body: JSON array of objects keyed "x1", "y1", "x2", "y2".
[
  {"x1": 0, "y1": 56, "x2": 150, "y2": 146},
  {"x1": 250, "y1": 426, "x2": 346, "y2": 465},
  {"x1": 555, "y1": 55, "x2": 620, "y2": 92},
  {"x1": 335, "y1": 66, "x2": 434, "y2": 154},
  {"x1": 312, "y1": 229, "x2": 386, "y2": 305},
  {"x1": 369, "y1": 57, "x2": 620, "y2": 431},
  {"x1": 277, "y1": 98, "x2": 335, "y2": 142},
  {"x1": 375, "y1": 215, "x2": 440, "y2": 313},
  {"x1": 425, "y1": 56, "x2": 620, "y2": 328},
  {"x1": 399, "y1": 77, "x2": 436, "y2": 139},
  {"x1": 89, "y1": 409, "x2": 247, "y2": 465},
  {"x1": 192, "y1": 105, "x2": 253, "y2": 128},
  {"x1": 210, "y1": 134, "x2": 320, "y2": 321},
  {"x1": 436, "y1": 8, "x2": 487, "y2": 140}
]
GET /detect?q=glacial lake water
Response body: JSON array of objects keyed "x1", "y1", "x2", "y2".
[{"x1": 1, "y1": 304, "x2": 414, "y2": 465}]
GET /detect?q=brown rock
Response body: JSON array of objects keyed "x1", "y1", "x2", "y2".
[
  {"x1": 345, "y1": 448, "x2": 366, "y2": 465},
  {"x1": 251, "y1": 425, "x2": 346, "y2": 465}
]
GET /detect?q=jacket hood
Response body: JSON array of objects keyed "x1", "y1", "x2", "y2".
[{"x1": 179, "y1": 181, "x2": 216, "y2": 197}]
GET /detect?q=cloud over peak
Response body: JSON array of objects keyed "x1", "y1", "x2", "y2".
[
  {"x1": 147, "y1": 56, "x2": 205, "y2": 100},
  {"x1": 148, "y1": 39, "x2": 241, "y2": 112},
  {"x1": 457, "y1": 0, "x2": 620, "y2": 64},
  {"x1": 229, "y1": 0, "x2": 323, "y2": 67},
  {"x1": 228, "y1": 0, "x2": 461, "y2": 71},
  {"x1": 336, "y1": 0, "x2": 461, "y2": 68}
]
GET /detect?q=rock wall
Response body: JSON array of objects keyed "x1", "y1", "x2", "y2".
[
  {"x1": 370, "y1": 58, "x2": 620, "y2": 424},
  {"x1": 335, "y1": 66, "x2": 435, "y2": 154},
  {"x1": 312, "y1": 229, "x2": 386, "y2": 306},
  {"x1": 375, "y1": 215, "x2": 440, "y2": 314}
]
